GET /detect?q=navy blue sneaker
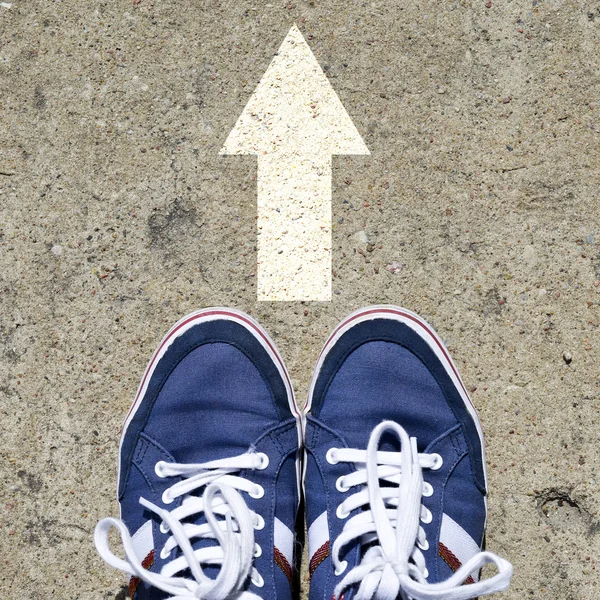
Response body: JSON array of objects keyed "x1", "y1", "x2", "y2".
[
  {"x1": 95, "y1": 308, "x2": 302, "y2": 600},
  {"x1": 303, "y1": 306, "x2": 512, "y2": 600}
]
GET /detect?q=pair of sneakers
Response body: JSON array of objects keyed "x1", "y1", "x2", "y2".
[{"x1": 95, "y1": 306, "x2": 513, "y2": 600}]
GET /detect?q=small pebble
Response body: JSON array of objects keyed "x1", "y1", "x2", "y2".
[
  {"x1": 386, "y1": 261, "x2": 403, "y2": 274},
  {"x1": 563, "y1": 351, "x2": 572, "y2": 365},
  {"x1": 356, "y1": 231, "x2": 370, "y2": 244},
  {"x1": 51, "y1": 245, "x2": 63, "y2": 256}
]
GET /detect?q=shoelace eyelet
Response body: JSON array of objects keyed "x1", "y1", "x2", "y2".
[
  {"x1": 252, "y1": 572, "x2": 265, "y2": 588},
  {"x1": 417, "y1": 538, "x2": 429, "y2": 551},
  {"x1": 155, "y1": 461, "x2": 166, "y2": 478},
  {"x1": 249, "y1": 485, "x2": 265, "y2": 499},
  {"x1": 256, "y1": 453, "x2": 269, "y2": 470},
  {"x1": 335, "y1": 561, "x2": 348, "y2": 576},
  {"x1": 422, "y1": 482, "x2": 434, "y2": 498},
  {"x1": 336, "y1": 476, "x2": 350, "y2": 493},
  {"x1": 159, "y1": 522, "x2": 169, "y2": 534},
  {"x1": 254, "y1": 544, "x2": 262, "y2": 558},
  {"x1": 430, "y1": 453, "x2": 443, "y2": 470},
  {"x1": 162, "y1": 489, "x2": 174, "y2": 505},
  {"x1": 326, "y1": 447, "x2": 340, "y2": 464},
  {"x1": 160, "y1": 546, "x2": 170, "y2": 560},
  {"x1": 420, "y1": 507, "x2": 433, "y2": 525},
  {"x1": 336, "y1": 504, "x2": 350, "y2": 519},
  {"x1": 254, "y1": 514, "x2": 265, "y2": 530}
]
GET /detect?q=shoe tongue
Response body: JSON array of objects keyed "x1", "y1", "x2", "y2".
[{"x1": 377, "y1": 430, "x2": 404, "y2": 453}]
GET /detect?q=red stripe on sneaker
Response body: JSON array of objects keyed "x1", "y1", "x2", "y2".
[
  {"x1": 309, "y1": 540, "x2": 330, "y2": 577},
  {"x1": 274, "y1": 546, "x2": 293, "y2": 585},
  {"x1": 438, "y1": 542, "x2": 475, "y2": 585},
  {"x1": 128, "y1": 549, "x2": 155, "y2": 597}
]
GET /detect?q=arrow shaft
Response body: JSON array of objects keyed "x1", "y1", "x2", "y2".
[{"x1": 257, "y1": 153, "x2": 332, "y2": 301}]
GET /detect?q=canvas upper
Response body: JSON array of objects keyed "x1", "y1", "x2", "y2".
[
  {"x1": 95, "y1": 308, "x2": 302, "y2": 600},
  {"x1": 303, "y1": 306, "x2": 512, "y2": 600}
]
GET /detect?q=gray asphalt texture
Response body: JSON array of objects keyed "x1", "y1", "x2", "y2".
[{"x1": 1, "y1": 0, "x2": 599, "y2": 598}]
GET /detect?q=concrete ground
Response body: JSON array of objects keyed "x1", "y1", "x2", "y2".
[{"x1": 1, "y1": 0, "x2": 599, "y2": 598}]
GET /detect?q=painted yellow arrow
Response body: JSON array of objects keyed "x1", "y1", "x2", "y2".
[{"x1": 221, "y1": 25, "x2": 369, "y2": 301}]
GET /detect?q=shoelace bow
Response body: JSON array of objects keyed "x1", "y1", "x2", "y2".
[
  {"x1": 331, "y1": 421, "x2": 513, "y2": 600},
  {"x1": 95, "y1": 452, "x2": 267, "y2": 600}
]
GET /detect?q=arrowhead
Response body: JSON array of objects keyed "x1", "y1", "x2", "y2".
[{"x1": 220, "y1": 24, "x2": 369, "y2": 156}]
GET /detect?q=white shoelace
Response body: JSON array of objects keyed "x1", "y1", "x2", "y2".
[
  {"x1": 329, "y1": 421, "x2": 513, "y2": 600},
  {"x1": 95, "y1": 452, "x2": 269, "y2": 600}
]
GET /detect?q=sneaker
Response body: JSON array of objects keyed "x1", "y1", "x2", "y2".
[
  {"x1": 95, "y1": 308, "x2": 302, "y2": 600},
  {"x1": 303, "y1": 306, "x2": 513, "y2": 600}
]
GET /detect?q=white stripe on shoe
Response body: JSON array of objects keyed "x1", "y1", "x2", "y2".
[
  {"x1": 131, "y1": 520, "x2": 154, "y2": 565},
  {"x1": 128, "y1": 520, "x2": 155, "y2": 597},
  {"x1": 273, "y1": 517, "x2": 294, "y2": 583},
  {"x1": 438, "y1": 513, "x2": 481, "y2": 583}
]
